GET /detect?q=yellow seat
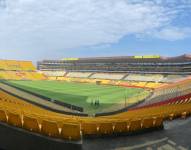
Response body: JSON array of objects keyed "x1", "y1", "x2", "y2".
[
  {"x1": 113, "y1": 121, "x2": 128, "y2": 133},
  {"x1": 0, "y1": 109, "x2": 7, "y2": 122},
  {"x1": 41, "y1": 120, "x2": 60, "y2": 138},
  {"x1": 129, "y1": 119, "x2": 141, "y2": 132},
  {"x1": 142, "y1": 118, "x2": 154, "y2": 129},
  {"x1": 99, "y1": 122, "x2": 113, "y2": 135},
  {"x1": 7, "y1": 112, "x2": 22, "y2": 127},
  {"x1": 61, "y1": 123, "x2": 81, "y2": 140},
  {"x1": 153, "y1": 117, "x2": 163, "y2": 127},
  {"x1": 23, "y1": 116, "x2": 40, "y2": 132},
  {"x1": 181, "y1": 111, "x2": 188, "y2": 119},
  {"x1": 82, "y1": 122, "x2": 98, "y2": 135}
]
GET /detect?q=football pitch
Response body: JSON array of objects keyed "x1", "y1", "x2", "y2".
[{"x1": 8, "y1": 80, "x2": 147, "y2": 114}]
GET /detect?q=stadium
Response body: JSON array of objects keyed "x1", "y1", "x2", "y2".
[{"x1": 0, "y1": 54, "x2": 191, "y2": 150}]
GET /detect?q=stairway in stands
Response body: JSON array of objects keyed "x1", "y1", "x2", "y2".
[
  {"x1": 121, "y1": 74, "x2": 129, "y2": 80},
  {"x1": 87, "y1": 73, "x2": 95, "y2": 78}
]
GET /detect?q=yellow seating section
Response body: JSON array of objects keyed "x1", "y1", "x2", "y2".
[
  {"x1": 124, "y1": 91, "x2": 150, "y2": 104},
  {"x1": 152, "y1": 79, "x2": 191, "y2": 98},
  {"x1": 19, "y1": 61, "x2": 36, "y2": 71},
  {"x1": 0, "y1": 60, "x2": 36, "y2": 71},
  {"x1": 123, "y1": 81, "x2": 164, "y2": 89},
  {"x1": 50, "y1": 77, "x2": 165, "y2": 89},
  {"x1": 0, "y1": 60, "x2": 47, "y2": 80},
  {"x1": 0, "y1": 71, "x2": 47, "y2": 80}
]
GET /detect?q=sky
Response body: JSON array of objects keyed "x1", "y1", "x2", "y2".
[{"x1": 0, "y1": 0, "x2": 191, "y2": 62}]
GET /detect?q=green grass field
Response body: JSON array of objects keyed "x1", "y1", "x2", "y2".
[{"x1": 8, "y1": 80, "x2": 147, "y2": 114}]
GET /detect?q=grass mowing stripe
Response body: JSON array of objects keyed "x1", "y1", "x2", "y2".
[
  {"x1": 8, "y1": 80, "x2": 147, "y2": 114},
  {"x1": 10, "y1": 81, "x2": 130, "y2": 97},
  {"x1": 9, "y1": 81, "x2": 144, "y2": 100}
]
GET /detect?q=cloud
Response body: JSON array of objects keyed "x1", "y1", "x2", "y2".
[
  {"x1": 152, "y1": 27, "x2": 191, "y2": 41},
  {"x1": 0, "y1": 1, "x2": 172, "y2": 48},
  {"x1": 0, "y1": 0, "x2": 190, "y2": 58}
]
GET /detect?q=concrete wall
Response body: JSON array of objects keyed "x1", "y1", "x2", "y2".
[{"x1": 0, "y1": 122, "x2": 82, "y2": 150}]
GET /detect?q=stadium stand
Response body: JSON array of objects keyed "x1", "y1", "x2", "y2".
[
  {"x1": 38, "y1": 55, "x2": 191, "y2": 90},
  {"x1": 135, "y1": 78, "x2": 191, "y2": 107},
  {"x1": 90, "y1": 73, "x2": 126, "y2": 80},
  {"x1": 0, "y1": 56, "x2": 191, "y2": 146},
  {"x1": 0, "y1": 71, "x2": 46, "y2": 80},
  {"x1": 0, "y1": 60, "x2": 47, "y2": 80},
  {"x1": 38, "y1": 55, "x2": 191, "y2": 74},
  {"x1": 161, "y1": 75, "x2": 188, "y2": 83},
  {"x1": 0, "y1": 60, "x2": 36, "y2": 71},
  {"x1": 124, "y1": 74, "x2": 164, "y2": 82},
  {"x1": 42, "y1": 71, "x2": 66, "y2": 77},
  {"x1": 66, "y1": 72, "x2": 92, "y2": 78}
]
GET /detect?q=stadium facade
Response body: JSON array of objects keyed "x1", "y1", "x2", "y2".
[{"x1": 37, "y1": 54, "x2": 191, "y2": 74}]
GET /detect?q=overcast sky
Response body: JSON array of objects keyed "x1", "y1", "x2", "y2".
[{"x1": 0, "y1": 0, "x2": 191, "y2": 62}]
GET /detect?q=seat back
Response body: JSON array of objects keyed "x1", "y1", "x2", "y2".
[
  {"x1": 154, "y1": 117, "x2": 163, "y2": 127},
  {"x1": 41, "y1": 120, "x2": 60, "y2": 138},
  {"x1": 142, "y1": 118, "x2": 154, "y2": 129},
  {"x1": 0, "y1": 109, "x2": 7, "y2": 122},
  {"x1": 113, "y1": 121, "x2": 128, "y2": 133},
  {"x1": 7, "y1": 111, "x2": 22, "y2": 127},
  {"x1": 82, "y1": 122, "x2": 98, "y2": 135},
  {"x1": 99, "y1": 122, "x2": 113, "y2": 135},
  {"x1": 129, "y1": 119, "x2": 141, "y2": 132},
  {"x1": 61, "y1": 123, "x2": 81, "y2": 140},
  {"x1": 23, "y1": 116, "x2": 40, "y2": 132}
]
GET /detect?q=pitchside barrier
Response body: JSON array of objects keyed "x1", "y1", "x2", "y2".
[{"x1": 1, "y1": 80, "x2": 84, "y2": 113}]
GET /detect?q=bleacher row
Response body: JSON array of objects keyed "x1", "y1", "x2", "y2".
[
  {"x1": 48, "y1": 76, "x2": 164, "y2": 89},
  {"x1": 0, "y1": 60, "x2": 36, "y2": 71},
  {"x1": 0, "y1": 81, "x2": 191, "y2": 141},
  {"x1": 43, "y1": 71, "x2": 188, "y2": 83},
  {"x1": 149, "y1": 79, "x2": 191, "y2": 100},
  {"x1": 43, "y1": 71, "x2": 190, "y2": 89},
  {"x1": 105, "y1": 88, "x2": 191, "y2": 120},
  {"x1": 132, "y1": 79, "x2": 191, "y2": 108},
  {"x1": 0, "y1": 71, "x2": 47, "y2": 80}
]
